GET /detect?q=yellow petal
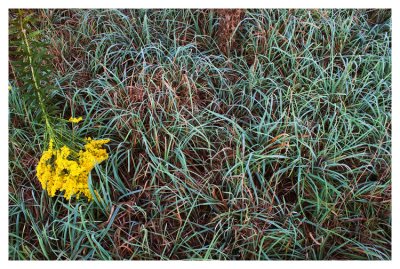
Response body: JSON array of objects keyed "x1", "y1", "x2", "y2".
[{"x1": 68, "y1": 116, "x2": 83, "y2": 123}]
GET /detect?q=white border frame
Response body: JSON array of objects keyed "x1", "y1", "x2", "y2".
[{"x1": 2, "y1": 1, "x2": 397, "y2": 268}]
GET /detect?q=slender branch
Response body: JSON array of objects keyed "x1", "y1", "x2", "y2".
[{"x1": 18, "y1": 9, "x2": 53, "y2": 138}]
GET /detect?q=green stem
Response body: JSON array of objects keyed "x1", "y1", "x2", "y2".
[{"x1": 18, "y1": 10, "x2": 54, "y2": 140}]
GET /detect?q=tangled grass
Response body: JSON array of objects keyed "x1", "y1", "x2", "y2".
[{"x1": 9, "y1": 9, "x2": 391, "y2": 260}]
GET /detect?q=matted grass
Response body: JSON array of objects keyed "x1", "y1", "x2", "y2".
[{"x1": 9, "y1": 9, "x2": 391, "y2": 260}]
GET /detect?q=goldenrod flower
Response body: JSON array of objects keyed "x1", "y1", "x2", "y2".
[
  {"x1": 36, "y1": 138, "x2": 110, "y2": 201},
  {"x1": 68, "y1": 116, "x2": 83, "y2": 123}
]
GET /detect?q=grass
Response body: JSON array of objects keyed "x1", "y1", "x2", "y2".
[{"x1": 9, "y1": 9, "x2": 391, "y2": 260}]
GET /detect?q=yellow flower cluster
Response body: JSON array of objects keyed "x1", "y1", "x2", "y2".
[
  {"x1": 36, "y1": 138, "x2": 110, "y2": 200},
  {"x1": 68, "y1": 117, "x2": 83, "y2": 123}
]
